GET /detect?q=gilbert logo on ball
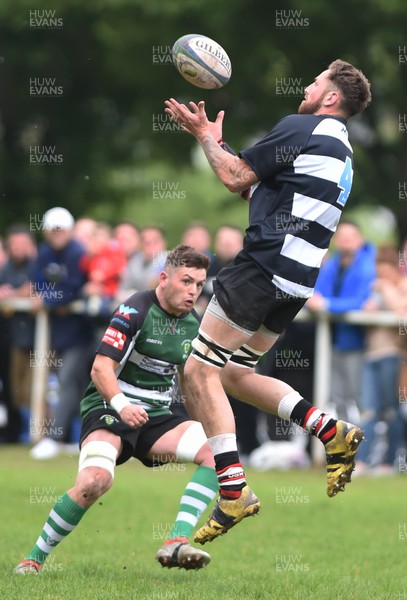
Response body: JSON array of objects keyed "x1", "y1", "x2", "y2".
[{"x1": 172, "y1": 34, "x2": 232, "y2": 89}]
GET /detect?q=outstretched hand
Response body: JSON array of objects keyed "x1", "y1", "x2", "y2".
[{"x1": 164, "y1": 98, "x2": 224, "y2": 142}]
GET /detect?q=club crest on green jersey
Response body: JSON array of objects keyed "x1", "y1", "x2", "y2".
[
  {"x1": 182, "y1": 339, "x2": 192, "y2": 359},
  {"x1": 100, "y1": 414, "x2": 119, "y2": 426}
]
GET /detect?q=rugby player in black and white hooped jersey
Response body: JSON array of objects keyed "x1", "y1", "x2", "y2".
[
  {"x1": 15, "y1": 245, "x2": 220, "y2": 573},
  {"x1": 165, "y1": 60, "x2": 372, "y2": 544}
]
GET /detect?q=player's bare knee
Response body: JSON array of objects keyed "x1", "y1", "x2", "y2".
[
  {"x1": 77, "y1": 467, "x2": 112, "y2": 502},
  {"x1": 223, "y1": 362, "x2": 254, "y2": 386}
]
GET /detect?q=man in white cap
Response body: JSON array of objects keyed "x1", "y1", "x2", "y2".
[{"x1": 30, "y1": 207, "x2": 94, "y2": 459}]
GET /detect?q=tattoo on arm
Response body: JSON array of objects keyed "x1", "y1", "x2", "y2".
[{"x1": 200, "y1": 135, "x2": 258, "y2": 192}]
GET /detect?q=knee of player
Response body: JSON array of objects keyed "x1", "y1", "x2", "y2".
[
  {"x1": 222, "y1": 362, "x2": 253, "y2": 387},
  {"x1": 77, "y1": 467, "x2": 113, "y2": 501},
  {"x1": 78, "y1": 440, "x2": 118, "y2": 499}
]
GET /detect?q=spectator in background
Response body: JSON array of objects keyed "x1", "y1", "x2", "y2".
[
  {"x1": 116, "y1": 225, "x2": 167, "y2": 301},
  {"x1": 398, "y1": 237, "x2": 407, "y2": 454},
  {"x1": 29, "y1": 207, "x2": 94, "y2": 460},
  {"x1": 113, "y1": 221, "x2": 141, "y2": 262},
  {"x1": 0, "y1": 225, "x2": 37, "y2": 442},
  {"x1": 355, "y1": 245, "x2": 407, "y2": 475},
  {"x1": 0, "y1": 236, "x2": 7, "y2": 269},
  {"x1": 212, "y1": 225, "x2": 244, "y2": 271},
  {"x1": 0, "y1": 234, "x2": 9, "y2": 439},
  {"x1": 182, "y1": 222, "x2": 215, "y2": 314},
  {"x1": 201, "y1": 225, "x2": 244, "y2": 307},
  {"x1": 73, "y1": 217, "x2": 97, "y2": 251},
  {"x1": 80, "y1": 222, "x2": 127, "y2": 303},
  {"x1": 182, "y1": 222, "x2": 214, "y2": 259},
  {"x1": 307, "y1": 220, "x2": 376, "y2": 422}
]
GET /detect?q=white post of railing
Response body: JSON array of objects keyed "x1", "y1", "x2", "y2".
[
  {"x1": 30, "y1": 309, "x2": 50, "y2": 442},
  {"x1": 311, "y1": 312, "x2": 332, "y2": 465}
]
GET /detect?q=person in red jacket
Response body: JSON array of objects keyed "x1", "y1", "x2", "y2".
[{"x1": 80, "y1": 222, "x2": 127, "y2": 300}]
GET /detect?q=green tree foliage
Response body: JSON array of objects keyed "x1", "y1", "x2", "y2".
[{"x1": 0, "y1": 0, "x2": 406, "y2": 242}]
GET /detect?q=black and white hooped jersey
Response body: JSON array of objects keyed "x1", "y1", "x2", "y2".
[{"x1": 239, "y1": 113, "x2": 353, "y2": 298}]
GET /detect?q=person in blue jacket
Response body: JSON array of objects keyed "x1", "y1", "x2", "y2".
[
  {"x1": 307, "y1": 220, "x2": 376, "y2": 421},
  {"x1": 30, "y1": 207, "x2": 94, "y2": 459}
]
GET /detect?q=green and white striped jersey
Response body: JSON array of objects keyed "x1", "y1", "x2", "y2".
[{"x1": 80, "y1": 289, "x2": 200, "y2": 419}]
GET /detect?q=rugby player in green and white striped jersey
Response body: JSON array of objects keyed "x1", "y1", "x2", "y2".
[{"x1": 15, "y1": 245, "x2": 218, "y2": 573}]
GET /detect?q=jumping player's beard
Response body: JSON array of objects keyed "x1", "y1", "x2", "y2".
[
  {"x1": 298, "y1": 95, "x2": 324, "y2": 115},
  {"x1": 298, "y1": 87, "x2": 326, "y2": 115}
]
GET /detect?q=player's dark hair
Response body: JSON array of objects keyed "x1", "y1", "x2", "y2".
[
  {"x1": 328, "y1": 59, "x2": 371, "y2": 118},
  {"x1": 166, "y1": 244, "x2": 210, "y2": 272}
]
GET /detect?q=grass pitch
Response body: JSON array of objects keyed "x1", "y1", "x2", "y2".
[{"x1": 1, "y1": 445, "x2": 406, "y2": 600}]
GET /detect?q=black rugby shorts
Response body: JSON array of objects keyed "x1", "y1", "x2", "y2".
[{"x1": 213, "y1": 254, "x2": 306, "y2": 333}]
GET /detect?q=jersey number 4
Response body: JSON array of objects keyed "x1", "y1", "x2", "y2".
[{"x1": 336, "y1": 156, "x2": 353, "y2": 207}]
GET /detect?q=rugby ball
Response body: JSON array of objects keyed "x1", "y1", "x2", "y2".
[{"x1": 172, "y1": 34, "x2": 232, "y2": 89}]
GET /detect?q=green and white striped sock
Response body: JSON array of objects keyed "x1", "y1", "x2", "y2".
[
  {"x1": 26, "y1": 493, "x2": 87, "y2": 565},
  {"x1": 167, "y1": 465, "x2": 218, "y2": 541}
]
